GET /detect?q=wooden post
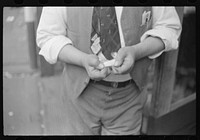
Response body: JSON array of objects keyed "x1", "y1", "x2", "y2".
[
  {"x1": 149, "y1": 7, "x2": 184, "y2": 118},
  {"x1": 24, "y1": 7, "x2": 38, "y2": 69},
  {"x1": 35, "y1": 7, "x2": 54, "y2": 77}
]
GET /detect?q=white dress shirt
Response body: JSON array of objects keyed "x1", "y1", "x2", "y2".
[{"x1": 37, "y1": 7, "x2": 182, "y2": 64}]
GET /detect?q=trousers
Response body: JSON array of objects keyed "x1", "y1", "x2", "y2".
[{"x1": 62, "y1": 80, "x2": 147, "y2": 135}]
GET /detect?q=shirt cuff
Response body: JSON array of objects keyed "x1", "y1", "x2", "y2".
[
  {"x1": 140, "y1": 28, "x2": 179, "y2": 59},
  {"x1": 39, "y1": 35, "x2": 73, "y2": 64}
]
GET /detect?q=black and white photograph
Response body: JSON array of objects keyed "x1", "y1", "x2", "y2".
[{"x1": 3, "y1": 6, "x2": 196, "y2": 135}]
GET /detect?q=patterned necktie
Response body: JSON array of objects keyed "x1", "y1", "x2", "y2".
[{"x1": 91, "y1": 7, "x2": 121, "y2": 60}]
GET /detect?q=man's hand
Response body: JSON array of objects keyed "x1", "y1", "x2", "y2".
[
  {"x1": 83, "y1": 54, "x2": 111, "y2": 81},
  {"x1": 112, "y1": 47, "x2": 135, "y2": 75}
]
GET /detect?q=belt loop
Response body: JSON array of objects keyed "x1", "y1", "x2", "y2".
[{"x1": 112, "y1": 82, "x2": 118, "y2": 88}]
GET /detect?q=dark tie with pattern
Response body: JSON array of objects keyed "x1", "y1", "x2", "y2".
[{"x1": 91, "y1": 7, "x2": 121, "y2": 60}]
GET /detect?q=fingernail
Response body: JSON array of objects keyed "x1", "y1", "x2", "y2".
[{"x1": 111, "y1": 52, "x2": 117, "y2": 59}]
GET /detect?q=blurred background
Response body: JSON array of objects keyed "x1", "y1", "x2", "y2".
[{"x1": 3, "y1": 7, "x2": 196, "y2": 135}]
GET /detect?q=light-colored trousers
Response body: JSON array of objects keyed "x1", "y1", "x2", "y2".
[{"x1": 63, "y1": 80, "x2": 147, "y2": 135}]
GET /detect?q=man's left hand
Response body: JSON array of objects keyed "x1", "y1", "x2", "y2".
[{"x1": 112, "y1": 47, "x2": 135, "y2": 75}]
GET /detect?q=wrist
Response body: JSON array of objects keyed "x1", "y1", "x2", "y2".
[
  {"x1": 129, "y1": 45, "x2": 138, "y2": 60},
  {"x1": 58, "y1": 43, "x2": 91, "y2": 68},
  {"x1": 130, "y1": 42, "x2": 145, "y2": 61},
  {"x1": 80, "y1": 53, "x2": 90, "y2": 68}
]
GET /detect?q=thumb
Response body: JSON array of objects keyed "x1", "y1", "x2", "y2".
[
  {"x1": 114, "y1": 50, "x2": 126, "y2": 67},
  {"x1": 88, "y1": 55, "x2": 100, "y2": 67}
]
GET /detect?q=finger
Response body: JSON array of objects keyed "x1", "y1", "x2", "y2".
[
  {"x1": 100, "y1": 67, "x2": 110, "y2": 77},
  {"x1": 111, "y1": 52, "x2": 118, "y2": 59},
  {"x1": 89, "y1": 67, "x2": 108, "y2": 80},
  {"x1": 107, "y1": 67, "x2": 112, "y2": 76},
  {"x1": 89, "y1": 70, "x2": 103, "y2": 80},
  {"x1": 113, "y1": 59, "x2": 133, "y2": 74},
  {"x1": 111, "y1": 66, "x2": 119, "y2": 74},
  {"x1": 96, "y1": 62, "x2": 105, "y2": 70},
  {"x1": 114, "y1": 49, "x2": 126, "y2": 67},
  {"x1": 115, "y1": 65, "x2": 129, "y2": 74}
]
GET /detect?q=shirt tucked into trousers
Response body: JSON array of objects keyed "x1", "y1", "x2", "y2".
[
  {"x1": 36, "y1": 6, "x2": 181, "y2": 135},
  {"x1": 62, "y1": 7, "x2": 148, "y2": 135},
  {"x1": 66, "y1": 7, "x2": 144, "y2": 135}
]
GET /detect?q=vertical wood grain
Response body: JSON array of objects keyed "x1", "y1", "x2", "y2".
[{"x1": 149, "y1": 7, "x2": 184, "y2": 118}]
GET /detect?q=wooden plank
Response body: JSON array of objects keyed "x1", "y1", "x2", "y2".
[
  {"x1": 24, "y1": 7, "x2": 38, "y2": 69},
  {"x1": 26, "y1": 22, "x2": 38, "y2": 69},
  {"x1": 149, "y1": 7, "x2": 184, "y2": 118},
  {"x1": 147, "y1": 99, "x2": 196, "y2": 135},
  {"x1": 170, "y1": 93, "x2": 196, "y2": 111}
]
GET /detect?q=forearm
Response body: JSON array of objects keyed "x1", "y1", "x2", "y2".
[
  {"x1": 58, "y1": 44, "x2": 108, "y2": 80},
  {"x1": 58, "y1": 44, "x2": 88, "y2": 67},
  {"x1": 132, "y1": 36, "x2": 165, "y2": 61},
  {"x1": 137, "y1": 6, "x2": 182, "y2": 59}
]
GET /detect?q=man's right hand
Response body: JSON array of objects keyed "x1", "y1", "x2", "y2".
[
  {"x1": 83, "y1": 54, "x2": 111, "y2": 81},
  {"x1": 58, "y1": 44, "x2": 110, "y2": 80}
]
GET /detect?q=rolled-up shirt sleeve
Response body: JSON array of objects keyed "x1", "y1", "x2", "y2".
[
  {"x1": 140, "y1": 7, "x2": 182, "y2": 59},
  {"x1": 36, "y1": 7, "x2": 72, "y2": 64}
]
